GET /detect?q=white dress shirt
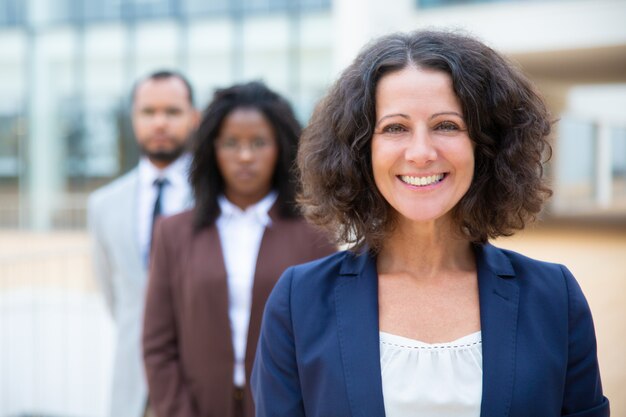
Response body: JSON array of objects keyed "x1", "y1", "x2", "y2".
[
  {"x1": 379, "y1": 331, "x2": 483, "y2": 417},
  {"x1": 216, "y1": 191, "x2": 278, "y2": 387},
  {"x1": 137, "y1": 154, "x2": 192, "y2": 263}
]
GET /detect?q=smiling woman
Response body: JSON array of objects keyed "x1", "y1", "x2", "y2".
[
  {"x1": 371, "y1": 67, "x2": 475, "y2": 229},
  {"x1": 251, "y1": 30, "x2": 610, "y2": 417}
]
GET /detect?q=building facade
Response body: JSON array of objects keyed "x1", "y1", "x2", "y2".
[{"x1": 0, "y1": 0, "x2": 625, "y2": 230}]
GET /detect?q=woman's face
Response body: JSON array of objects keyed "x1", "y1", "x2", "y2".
[
  {"x1": 371, "y1": 66, "x2": 474, "y2": 228},
  {"x1": 215, "y1": 107, "x2": 279, "y2": 210}
]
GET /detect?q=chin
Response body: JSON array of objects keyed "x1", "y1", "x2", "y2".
[
  {"x1": 147, "y1": 149, "x2": 184, "y2": 163},
  {"x1": 395, "y1": 206, "x2": 455, "y2": 225}
]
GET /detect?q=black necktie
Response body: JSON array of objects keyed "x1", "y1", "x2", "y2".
[
  {"x1": 152, "y1": 178, "x2": 167, "y2": 223},
  {"x1": 150, "y1": 178, "x2": 167, "y2": 257}
]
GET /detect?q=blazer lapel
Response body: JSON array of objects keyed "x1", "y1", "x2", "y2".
[
  {"x1": 119, "y1": 172, "x2": 143, "y2": 276},
  {"x1": 246, "y1": 211, "x2": 281, "y2": 377},
  {"x1": 245, "y1": 205, "x2": 295, "y2": 377},
  {"x1": 476, "y1": 243, "x2": 519, "y2": 417},
  {"x1": 193, "y1": 224, "x2": 234, "y2": 357},
  {"x1": 335, "y1": 251, "x2": 386, "y2": 417}
]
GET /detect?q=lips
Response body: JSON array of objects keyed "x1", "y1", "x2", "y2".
[
  {"x1": 399, "y1": 173, "x2": 445, "y2": 186},
  {"x1": 234, "y1": 169, "x2": 256, "y2": 180}
]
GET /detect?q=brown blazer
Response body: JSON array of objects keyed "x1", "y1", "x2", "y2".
[{"x1": 142, "y1": 205, "x2": 336, "y2": 417}]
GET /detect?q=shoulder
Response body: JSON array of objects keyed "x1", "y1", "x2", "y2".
[
  {"x1": 291, "y1": 249, "x2": 349, "y2": 273},
  {"x1": 274, "y1": 250, "x2": 357, "y2": 297},
  {"x1": 88, "y1": 169, "x2": 138, "y2": 209},
  {"x1": 275, "y1": 216, "x2": 333, "y2": 244},
  {"x1": 273, "y1": 214, "x2": 314, "y2": 232},
  {"x1": 484, "y1": 243, "x2": 585, "y2": 310},
  {"x1": 265, "y1": 251, "x2": 351, "y2": 322},
  {"x1": 87, "y1": 170, "x2": 138, "y2": 232},
  {"x1": 483, "y1": 243, "x2": 570, "y2": 283},
  {"x1": 155, "y1": 209, "x2": 196, "y2": 239},
  {"x1": 278, "y1": 217, "x2": 329, "y2": 242},
  {"x1": 150, "y1": 210, "x2": 198, "y2": 267},
  {"x1": 501, "y1": 246, "x2": 563, "y2": 273}
]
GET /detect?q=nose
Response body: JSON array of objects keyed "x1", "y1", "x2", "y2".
[
  {"x1": 236, "y1": 144, "x2": 255, "y2": 162},
  {"x1": 152, "y1": 112, "x2": 168, "y2": 129},
  {"x1": 405, "y1": 128, "x2": 437, "y2": 165}
]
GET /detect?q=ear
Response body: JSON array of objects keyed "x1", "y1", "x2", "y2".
[{"x1": 191, "y1": 109, "x2": 201, "y2": 129}]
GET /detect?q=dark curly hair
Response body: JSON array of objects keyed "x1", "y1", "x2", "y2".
[
  {"x1": 189, "y1": 81, "x2": 302, "y2": 230},
  {"x1": 298, "y1": 30, "x2": 553, "y2": 251}
]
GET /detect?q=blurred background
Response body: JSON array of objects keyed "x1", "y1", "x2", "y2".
[{"x1": 0, "y1": 0, "x2": 625, "y2": 416}]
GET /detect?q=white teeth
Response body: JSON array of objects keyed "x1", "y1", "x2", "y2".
[{"x1": 400, "y1": 174, "x2": 445, "y2": 186}]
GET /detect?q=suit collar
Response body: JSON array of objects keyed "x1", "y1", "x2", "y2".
[
  {"x1": 118, "y1": 171, "x2": 143, "y2": 274},
  {"x1": 191, "y1": 224, "x2": 233, "y2": 356},
  {"x1": 217, "y1": 191, "x2": 277, "y2": 228},
  {"x1": 339, "y1": 247, "x2": 373, "y2": 276},
  {"x1": 337, "y1": 242, "x2": 515, "y2": 277},
  {"x1": 476, "y1": 243, "x2": 519, "y2": 417},
  {"x1": 243, "y1": 205, "x2": 293, "y2": 383},
  {"x1": 335, "y1": 250, "x2": 387, "y2": 416},
  {"x1": 476, "y1": 242, "x2": 515, "y2": 277},
  {"x1": 138, "y1": 153, "x2": 191, "y2": 188},
  {"x1": 336, "y1": 243, "x2": 519, "y2": 417}
]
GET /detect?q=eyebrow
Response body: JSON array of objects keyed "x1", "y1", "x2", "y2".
[
  {"x1": 375, "y1": 111, "x2": 464, "y2": 128},
  {"x1": 430, "y1": 111, "x2": 464, "y2": 120},
  {"x1": 375, "y1": 113, "x2": 409, "y2": 129}
]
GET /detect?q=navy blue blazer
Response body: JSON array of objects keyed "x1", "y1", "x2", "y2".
[{"x1": 251, "y1": 243, "x2": 609, "y2": 417}]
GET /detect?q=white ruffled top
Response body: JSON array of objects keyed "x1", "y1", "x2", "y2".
[{"x1": 379, "y1": 331, "x2": 483, "y2": 417}]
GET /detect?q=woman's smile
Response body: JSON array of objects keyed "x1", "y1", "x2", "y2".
[{"x1": 398, "y1": 173, "x2": 446, "y2": 188}]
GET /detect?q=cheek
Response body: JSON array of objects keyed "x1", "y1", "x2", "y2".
[
  {"x1": 455, "y1": 145, "x2": 475, "y2": 191},
  {"x1": 263, "y1": 149, "x2": 279, "y2": 176},
  {"x1": 134, "y1": 122, "x2": 150, "y2": 136},
  {"x1": 177, "y1": 117, "x2": 194, "y2": 130},
  {"x1": 371, "y1": 141, "x2": 393, "y2": 186},
  {"x1": 215, "y1": 154, "x2": 231, "y2": 179}
]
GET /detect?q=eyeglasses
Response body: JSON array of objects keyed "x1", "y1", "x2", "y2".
[{"x1": 215, "y1": 137, "x2": 274, "y2": 154}]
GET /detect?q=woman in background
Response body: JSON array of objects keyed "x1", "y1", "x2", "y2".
[
  {"x1": 143, "y1": 81, "x2": 335, "y2": 417},
  {"x1": 251, "y1": 31, "x2": 609, "y2": 416}
]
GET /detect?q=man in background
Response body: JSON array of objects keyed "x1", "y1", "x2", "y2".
[{"x1": 88, "y1": 70, "x2": 199, "y2": 417}]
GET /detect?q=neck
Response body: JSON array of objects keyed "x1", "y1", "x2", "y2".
[
  {"x1": 225, "y1": 189, "x2": 271, "y2": 211},
  {"x1": 377, "y1": 217, "x2": 475, "y2": 280},
  {"x1": 148, "y1": 158, "x2": 174, "y2": 170}
]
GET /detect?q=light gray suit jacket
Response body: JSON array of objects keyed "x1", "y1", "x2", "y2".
[{"x1": 87, "y1": 167, "x2": 192, "y2": 417}]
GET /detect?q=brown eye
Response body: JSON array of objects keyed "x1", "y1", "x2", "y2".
[
  {"x1": 436, "y1": 121, "x2": 459, "y2": 132},
  {"x1": 166, "y1": 108, "x2": 182, "y2": 117},
  {"x1": 383, "y1": 124, "x2": 407, "y2": 134}
]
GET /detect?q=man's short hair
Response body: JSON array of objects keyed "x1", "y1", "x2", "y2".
[{"x1": 130, "y1": 70, "x2": 195, "y2": 106}]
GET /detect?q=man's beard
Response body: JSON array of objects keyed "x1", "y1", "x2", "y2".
[{"x1": 140, "y1": 143, "x2": 186, "y2": 164}]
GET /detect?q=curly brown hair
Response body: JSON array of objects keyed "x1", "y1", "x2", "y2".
[{"x1": 298, "y1": 30, "x2": 553, "y2": 251}]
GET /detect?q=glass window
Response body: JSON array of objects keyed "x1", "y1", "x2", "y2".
[
  {"x1": 611, "y1": 126, "x2": 626, "y2": 204},
  {"x1": 0, "y1": 0, "x2": 26, "y2": 26},
  {"x1": 84, "y1": 0, "x2": 123, "y2": 21},
  {"x1": 0, "y1": 113, "x2": 22, "y2": 178},
  {"x1": 555, "y1": 117, "x2": 596, "y2": 208},
  {"x1": 554, "y1": 117, "x2": 626, "y2": 213},
  {"x1": 417, "y1": 0, "x2": 563, "y2": 9},
  {"x1": 124, "y1": 0, "x2": 176, "y2": 19},
  {"x1": 58, "y1": 96, "x2": 121, "y2": 179},
  {"x1": 50, "y1": 0, "x2": 328, "y2": 21},
  {"x1": 184, "y1": 0, "x2": 329, "y2": 15},
  {"x1": 184, "y1": 0, "x2": 230, "y2": 15},
  {"x1": 50, "y1": 0, "x2": 180, "y2": 22}
]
